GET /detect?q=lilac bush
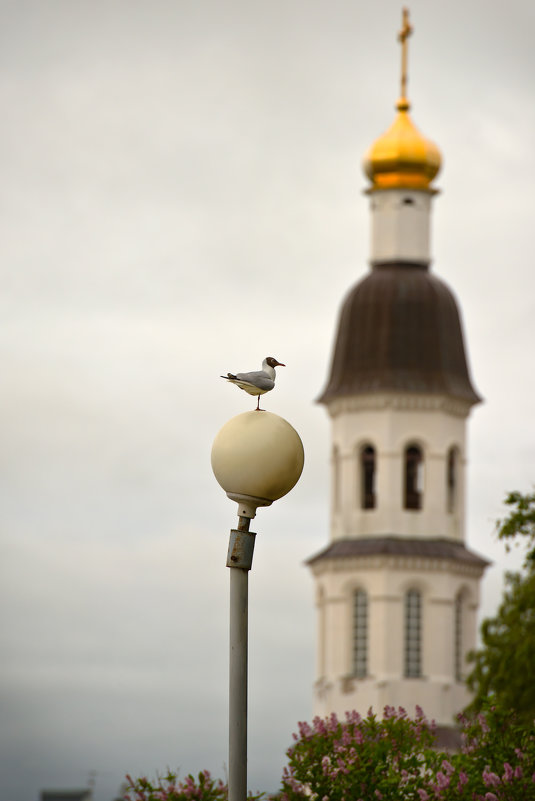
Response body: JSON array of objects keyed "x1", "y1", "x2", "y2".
[
  {"x1": 422, "y1": 705, "x2": 535, "y2": 800},
  {"x1": 280, "y1": 706, "x2": 436, "y2": 801},
  {"x1": 124, "y1": 769, "x2": 264, "y2": 801},
  {"x1": 124, "y1": 706, "x2": 535, "y2": 801},
  {"x1": 278, "y1": 705, "x2": 535, "y2": 801},
  {"x1": 124, "y1": 770, "x2": 229, "y2": 801}
]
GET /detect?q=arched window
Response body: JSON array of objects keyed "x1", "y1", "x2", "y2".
[
  {"x1": 447, "y1": 447, "x2": 458, "y2": 513},
  {"x1": 404, "y1": 589, "x2": 422, "y2": 678},
  {"x1": 454, "y1": 592, "x2": 464, "y2": 682},
  {"x1": 353, "y1": 590, "x2": 368, "y2": 678},
  {"x1": 404, "y1": 444, "x2": 424, "y2": 510},
  {"x1": 360, "y1": 445, "x2": 376, "y2": 510}
]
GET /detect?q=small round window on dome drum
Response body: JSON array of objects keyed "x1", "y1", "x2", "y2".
[{"x1": 403, "y1": 197, "x2": 415, "y2": 205}]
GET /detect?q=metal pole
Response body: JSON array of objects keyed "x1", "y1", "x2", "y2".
[{"x1": 227, "y1": 517, "x2": 256, "y2": 801}]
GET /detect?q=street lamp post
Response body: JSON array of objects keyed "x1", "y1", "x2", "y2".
[
  {"x1": 227, "y1": 515, "x2": 254, "y2": 801},
  {"x1": 212, "y1": 411, "x2": 304, "y2": 801}
]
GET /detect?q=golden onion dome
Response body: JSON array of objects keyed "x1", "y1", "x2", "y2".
[
  {"x1": 363, "y1": 9, "x2": 442, "y2": 192},
  {"x1": 363, "y1": 98, "x2": 441, "y2": 190},
  {"x1": 363, "y1": 97, "x2": 442, "y2": 191}
]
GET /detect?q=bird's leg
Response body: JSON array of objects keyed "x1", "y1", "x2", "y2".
[{"x1": 256, "y1": 396, "x2": 260, "y2": 411}]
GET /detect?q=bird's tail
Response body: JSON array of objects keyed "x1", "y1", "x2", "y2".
[{"x1": 221, "y1": 373, "x2": 238, "y2": 380}]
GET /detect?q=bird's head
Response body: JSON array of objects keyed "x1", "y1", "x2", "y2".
[{"x1": 265, "y1": 357, "x2": 285, "y2": 368}]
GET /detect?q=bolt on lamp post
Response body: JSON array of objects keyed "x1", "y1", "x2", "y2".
[{"x1": 211, "y1": 410, "x2": 304, "y2": 801}]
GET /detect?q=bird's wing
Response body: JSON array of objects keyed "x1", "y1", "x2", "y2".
[{"x1": 235, "y1": 370, "x2": 274, "y2": 391}]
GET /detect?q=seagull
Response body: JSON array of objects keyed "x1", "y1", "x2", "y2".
[{"x1": 221, "y1": 356, "x2": 285, "y2": 410}]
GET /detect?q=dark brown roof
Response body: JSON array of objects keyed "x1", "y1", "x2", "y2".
[
  {"x1": 318, "y1": 262, "x2": 481, "y2": 405},
  {"x1": 307, "y1": 536, "x2": 490, "y2": 568},
  {"x1": 435, "y1": 725, "x2": 462, "y2": 751}
]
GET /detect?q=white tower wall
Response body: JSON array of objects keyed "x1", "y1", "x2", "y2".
[
  {"x1": 328, "y1": 394, "x2": 470, "y2": 543},
  {"x1": 311, "y1": 555, "x2": 482, "y2": 725},
  {"x1": 311, "y1": 390, "x2": 486, "y2": 726},
  {"x1": 369, "y1": 189, "x2": 433, "y2": 265}
]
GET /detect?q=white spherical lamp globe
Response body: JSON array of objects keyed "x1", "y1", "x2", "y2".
[{"x1": 211, "y1": 411, "x2": 304, "y2": 518}]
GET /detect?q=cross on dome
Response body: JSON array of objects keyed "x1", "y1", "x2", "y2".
[{"x1": 397, "y1": 7, "x2": 413, "y2": 109}]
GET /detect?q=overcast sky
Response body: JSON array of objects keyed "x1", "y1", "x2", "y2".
[{"x1": 1, "y1": 1, "x2": 534, "y2": 800}]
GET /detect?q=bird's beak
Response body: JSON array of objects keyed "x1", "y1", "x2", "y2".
[{"x1": 276, "y1": 362, "x2": 286, "y2": 367}]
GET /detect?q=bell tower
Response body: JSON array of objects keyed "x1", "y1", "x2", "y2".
[{"x1": 309, "y1": 9, "x2": 488, "y2": 728}]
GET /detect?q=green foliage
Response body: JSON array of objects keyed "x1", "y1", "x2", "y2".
[
  {"x1": 466, "y1": 569, "x2": 535, "y2": 723},
  {"x1": 466, "y1": 489, "x2": 535, "y2": 724},
  {"x1": 496, "y1": 490, "x2": 535, "y2": 566},
  {"x1": 451, "y1": 705, "x2": 535, "y2": 800}
]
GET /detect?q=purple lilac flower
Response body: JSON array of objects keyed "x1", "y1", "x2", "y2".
[
  {"x1": 484, "y1": 794, "x2": 498, "y2": 801},
  {"x1": 285, "y1": 776, "x2": 303, "y2": 793},
  {"x1": 456, "y1": 773, "x2": 468, "y2": 792},
  {"x1": 462, "y1": 737, "x2": 477, "y2": 755},
  {"x1": 337, "y1": 757, "x2": 349, "y2": 775},
  {"x1": 436, "y1": 771, "x2": 450, "y2": 790},
  {"x1": 327, "y1": 712, "x2": 339, "y2": 732},
  {"x1": 297, "y1": 721, "x2": 311, "y2": 739},
  {"x1": 313, "y1": 716, "x2": 327, "y2": 735},
  {"x1": 482, "y1": 768, "x2": 501, "y2": 788},
  {"x1": 345, "y1": 710, "x2": 362, "y2": 726},
  {"x1": 514, "y1": 766, "x2": 523, "y2": 779},
  {"x1": 503, "y1": 762, "x2": 513, "y2": 782},
  {"x1": 477, "y1": 713, "x2": 490, "y2": 734},
  {"x1": 341, "y1": 728, "x2": 352, "y2": 746},
  {"x1": 417, "y1": 790, "x2": 429, "y2": 801}
]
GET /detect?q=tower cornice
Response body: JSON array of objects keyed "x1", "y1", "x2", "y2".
[
  {"x1": 307, "y1": 536, "x2": 490, "y2": 577},
  {"x1": 324, "y1": 392, "x2": 474, "y2": 420}
]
